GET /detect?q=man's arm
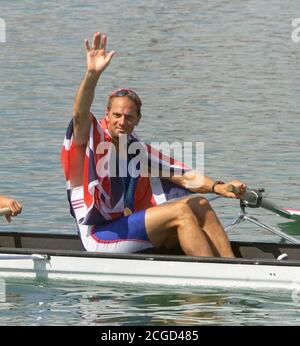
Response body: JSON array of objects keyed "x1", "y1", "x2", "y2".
[
  {"x1": 73, "y1": 32, "x2": 115, "y2": 145},
  {"x1": 168, "y1": 171, "x2": 246, "y2": 198},
  {"x1": 139, "y1": 149, "x2": 246, "y2": 198},
  {"x1": 70, "y1": 32, "x2": 115, "y2": 187},
  {"x1": 73, "y1": 72, "x2": 99, "y2": 144}
]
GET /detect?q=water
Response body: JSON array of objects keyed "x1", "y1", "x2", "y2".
[
  {"x1": 2, "y1": 279, "x2": 300, "y2": 326},
  {"x1": 0, "y1": 0, "x2": 300, "y2": 325}
]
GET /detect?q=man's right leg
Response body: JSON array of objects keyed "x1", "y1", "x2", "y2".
[{"x1": 145, "y1": 199, "x2": 214, "y2": 257}]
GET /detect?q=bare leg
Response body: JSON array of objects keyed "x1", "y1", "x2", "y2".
[
  {"x1": 145, "y1": 199, "x2": 214, "y2": 257},
  {"x1": 186, "y1": 196, "x2": 234, "y2": 258}
]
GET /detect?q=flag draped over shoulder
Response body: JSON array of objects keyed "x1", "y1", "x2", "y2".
[{"x1": 61, "y1": 114, "x2": 191, "y2": 226}]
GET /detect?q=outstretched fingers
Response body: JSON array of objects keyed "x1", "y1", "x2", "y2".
[
  {"x1": 105, "y1": 50, "x2": 116, "y2": 63},
  {"x1": 85, "y1": 33, "x2": 107, "y2": 52},
  {"x1": 84, "y1": 32, "x2": 116, "y2": 72},
  {"x1": 92, "y1": 32, "x2": 101, "y2": 49},
  {"x1": 101, "y1": 33, "x2": 107, "y2": 51},
  {"x1": 85, "y1": 39, "x2": 90, "y2": 51}
]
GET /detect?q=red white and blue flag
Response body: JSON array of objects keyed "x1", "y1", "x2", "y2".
[{"x1": 61, "y1": 114, "x2": 190, "y2": 226}]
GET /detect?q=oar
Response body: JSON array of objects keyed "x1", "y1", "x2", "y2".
[
  {"x1": 226, "y1": 186, "x2": 300, "y2": 244},
  {"x1": 260, "y1": 200, "x2": 300, "y2": 221},
  {"x1": 0, "y1": 208, "x2": 10, "y2": 216},
  {"x1": 241, "y1": 189, "x2": 300, "y2": 222}
]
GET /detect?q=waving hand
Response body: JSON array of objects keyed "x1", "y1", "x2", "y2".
[{"x1": 85, "y1": 32, "x2": 116, "y2": 74}]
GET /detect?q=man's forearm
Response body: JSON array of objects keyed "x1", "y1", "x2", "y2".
[
  {"x1": 72, "y1": 71, "x2": 101, "y2": 144},
  {"x1": 193, "y1": 175, "x2": 216, "y2": 193},
  {"x1": 169, "y1": 171, "x2": 243, "y2": 197},
  {"x1": 169, "y1": 171, "x2": 215, "y2": 193},
  {"x1": 73, "y1": 71, "x2": 101, "y2": 119}
]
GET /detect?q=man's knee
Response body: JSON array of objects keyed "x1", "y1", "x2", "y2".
[
  {"x1": 187, "y1": 196, "x2": 212, "y2": 210},
  {"x1": 174, "y1": 199, "x2": 197, "y2": 222},
  {"x1": 198, "y1": 197, "x2": 212, "y2": 209}
]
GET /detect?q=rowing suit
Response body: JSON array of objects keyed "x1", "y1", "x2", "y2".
[{"x1": 62, "y1": 114, "x2": 190, "y2": 253}]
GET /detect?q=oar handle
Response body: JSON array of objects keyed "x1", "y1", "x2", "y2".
[{"x1": 0, "y1": 208, "x2": 10, "y2": 216}]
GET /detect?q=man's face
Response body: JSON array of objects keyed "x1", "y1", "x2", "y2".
[{"x1": 105, "y1": 96, "x2": 141, "y2": 141}]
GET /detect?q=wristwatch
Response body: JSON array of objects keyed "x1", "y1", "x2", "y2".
[{"x1": 212, "y1": 181, "x2": 225, "y2": 193}]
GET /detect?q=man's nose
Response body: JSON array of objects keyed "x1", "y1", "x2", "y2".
[{"x1": 119, "y1": 115, "x2": 125, "y2": 125}]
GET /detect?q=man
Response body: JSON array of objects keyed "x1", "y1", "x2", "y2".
[
  {"x1": 61, "y1": 32, "x2": 246, "y2": 257},
  {"x1": 0, "y1": 194, "x2": 22, "y2": 223}
]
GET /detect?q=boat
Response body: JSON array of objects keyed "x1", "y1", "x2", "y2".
[
  {"x1": 0, "y1": 189, "x2": 300, "y2": 290},
  {"x1": 1, "y1": 230, "x2": 300, "y2": 289}
]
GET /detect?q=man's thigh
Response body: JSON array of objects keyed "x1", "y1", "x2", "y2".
[{"x1": 144, "y1": 198, "x2": 191, "y2": 248}]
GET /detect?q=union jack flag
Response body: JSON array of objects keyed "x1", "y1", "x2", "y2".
[{"x1": 61, "y1": 114, "x2": 190, "y2": 226}]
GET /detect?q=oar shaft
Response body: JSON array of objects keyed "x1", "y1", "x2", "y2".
[
  {"x1": 261, "y1": 199, "x2": 290, "y2": 217},
  {"x1": 241, "y1": 189, "x2": 300, "y2": 221},
  {"x1": 0, "y1": 208, "x2": 10, "y2": 216},
  {"x1": 260, "y1": 199, "x2": 300, "y2": 221}
]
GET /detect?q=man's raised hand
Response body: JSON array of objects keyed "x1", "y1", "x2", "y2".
[{"x1": 85, "y1": 32, "x2": 116, "y2": 74}]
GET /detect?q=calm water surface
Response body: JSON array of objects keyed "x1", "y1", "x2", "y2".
[
  {"x1": 0, "y1": 0, "x2": 300, "y2": 325},
  {"x1": 2, "y1": 279, "x2": 300, "y2": 326}
]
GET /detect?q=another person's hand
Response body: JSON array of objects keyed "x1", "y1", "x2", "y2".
[
  {"x1": 214, "y1": 180, "x2": 247, "y2": 199},
  {"x1": 1, "y1": 197, "x2": 23, "y2": 223},
  {"x1": 85, "y1": 32, "x2": 116, "y2": 74}
]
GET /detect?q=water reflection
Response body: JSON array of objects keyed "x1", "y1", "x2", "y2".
[{"x1": 1, "y1": 279, "x2": 300, "y2": 325}]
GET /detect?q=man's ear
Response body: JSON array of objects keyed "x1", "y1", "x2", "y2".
[
  {"x1": 136, "y1": 113, "x2": 141, "y2": 126},
  {"x1": 105, "y1": 107, "x2": 109, "y2": 121}
]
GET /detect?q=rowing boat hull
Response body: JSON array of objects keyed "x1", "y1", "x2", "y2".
[
  {"x1": 1, "y1": 232, "x2": 300, "y2": 289},
  {"x1": 1, "y1": 250, "x2": 300, "y2": 290}
]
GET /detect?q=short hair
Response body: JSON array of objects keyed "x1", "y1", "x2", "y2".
[{"x1": 107, "y1": 88, "x2": 142, "y2": 116}]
